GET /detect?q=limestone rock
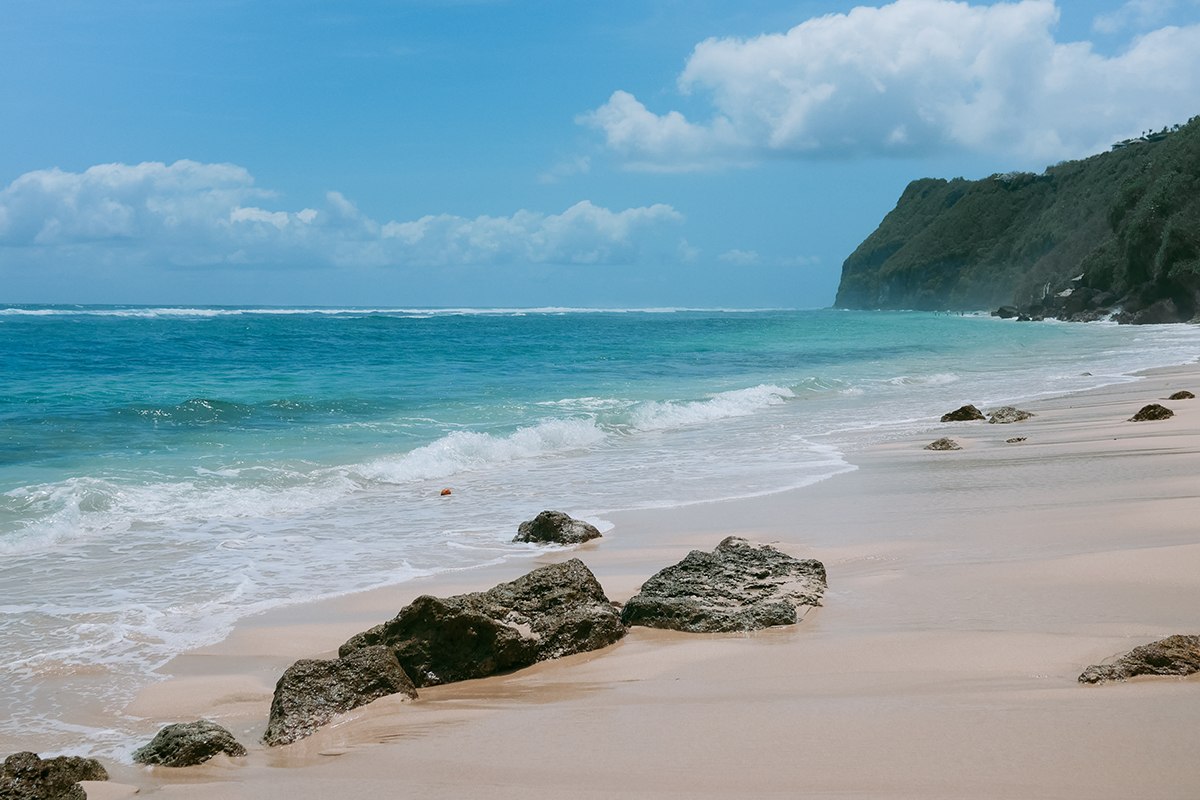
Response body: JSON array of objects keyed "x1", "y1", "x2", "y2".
[
  {"x1": 513, "y1": 511, "x2": 601, "y2": 545},
  {"x1": 133, "y1": 720, "x2": 246, "y2": 767},
  {"x1": 940, "y1": 404, "x2": 985, "y2": 422},
  {"x1": 620, "y1": 537, "x2": 826, "y2": 633},
  {"x1": 0, "y1": 752, "x2": 107, "y2": 800},
  {"x1": 1079, "y1": 634, "x2": 1200, "y2": 684},
  {"x1": 1168, "y1": 390, "x2": 1194, "y2": 400},
  {"x1": 987, "y1": 406, "x2": 1035, "y2": 424},
  {"x1": 1129, "y1": 403, "x2": 1174, "y2": 421},
  {"x1": 339, "y1": 559, "x2": 625, "y2": 688},
  {"x1": 263, "y1": 646, "x2": 418, "y2": 746},
  {"x1": 924, "y1": 437, "x2": 961, "y2": 451}
]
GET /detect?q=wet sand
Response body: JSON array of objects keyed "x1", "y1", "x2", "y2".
[{"x1": 99, "y1": 362, "x2": 1200, "y2": 797}]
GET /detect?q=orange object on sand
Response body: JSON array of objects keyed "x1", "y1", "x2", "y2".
[{"x1": 440, "y1": 488, "x2": 452, "y2": 496}]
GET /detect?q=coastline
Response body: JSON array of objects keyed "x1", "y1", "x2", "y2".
[{"x1": 40, "y1": 360, "x2": 1200, "y2": 797}]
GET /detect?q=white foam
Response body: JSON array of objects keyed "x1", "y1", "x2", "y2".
[{"x1": 630, "y1": 384, "x2": 794, "y2": 431}]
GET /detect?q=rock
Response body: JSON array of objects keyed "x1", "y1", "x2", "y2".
[
  {"x1": 1005, "y1": 437, "x2": 1027, "y2": 443},
  {"x1": 132, "y1": 720, "x2": 247, "y2": 767},
  {"x1": 263, "y1": 646, "x2": 418, "y2": 746},
  {"x1": 993, "y1": 306, "x2": 1019, "y2": 319},
  {"x1": 339, "y1": 559, "x2": 625, "y2": 688},
  {"x1": 0, "y1": 752, "x2": 107, "y2": 800},
  {"x1": 620, "y1": 537, "x2": 826, "y2": 633},
  {"x1": 1129, "y1": 403, "x2": 1174, "y2": 422},
  {"x1": 1168, "y1": 390, "x2": 1195, "y2": 400},
  {"x1": 987, "y1": 406, "x2": 1035, "y2": 424},
  {"x1": 1122, "y1": 298, "x2": 1183, "y2": 325},
  {"x1": 1079, "y1": 634, "x2": 1200, "y2": 684},
  {"x1": 940, "y1": 404, "x2": 985, "y2": 422},
  {"x1": 924, "y1": 437, "x2": 961, "y2": 451},
  {"x1": 440, "y1": 488, "x2": 451, "y2": 496},
  {"x1": 513, "y1": 510, "x2": 601, "y2": 545}
]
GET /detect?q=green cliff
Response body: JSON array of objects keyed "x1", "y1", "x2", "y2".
[{"x1": 834, "y1": 116, "x2": 1200, "y2": 323}]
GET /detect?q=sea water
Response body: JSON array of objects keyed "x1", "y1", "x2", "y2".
[{"x1": 3, "y1": 306, "x2": 1200, "y2": 757}]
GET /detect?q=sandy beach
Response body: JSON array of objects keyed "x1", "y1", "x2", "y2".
[{"x1": 70, "y1": 361, "x2": 1200, "y2": 798}]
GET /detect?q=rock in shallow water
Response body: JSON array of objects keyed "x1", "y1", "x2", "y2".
[
  {"x1": 1129, "y1": 403, "x2": 1174, "y2": 421},
  {"x1": 940, "y1": 404, "x2": 985, "y2": 422},
  {"x1": 133, "y1": 719, "x2": 247, "y2": 766},
  {"x1": 987, "y1": 406, "x2": 1035, "y2": 424},
  {"x1": 339, "y1": 559, "x2": 625, "y2": 688},
  {"x1": 1079, "y1": 634, "x2": 1200, "y2": 684},
  {"x1": 620, "y1": 537, "x2": 826, "y2": 633},
  {"x1": 513, "y1": 510, "x2": 601, "y2": 545},
  {"x1": 924, "y1": 437, "x2": 961, "y2": 451},
  {"x1": 264, "y1": 646, "x2": 418, "y2": 746},
  {"x1": 0, "y1": 752, "x2": 107, "y2": 800}
]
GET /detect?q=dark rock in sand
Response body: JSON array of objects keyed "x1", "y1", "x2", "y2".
[
  {"x1": 1079, "y1": 634, "x2": 1200, "y2": 684},
  {"x1": 987, "y1": 406, "x2": 1035, "y2": 424},
  {"x1": 263, "y1": 646, "x2": 418, "y2": 746},
  {"x1": 513, "y1": 510, "x2": 601, "y2": 545},
  {"x1": 1168, "y1": 390, "x2": 1195, "y2": 400},
  {"x1": 620, "y1": 537, "x2": 826, "y2": 633},
  {"x1": 923, "y1": 437, "x2": 961, "y2": 451},
  {"x1": 133, "y1": 720, "x2": 247, "y2": 767},
  {"x1": 1128, "y1": 403, "x2": 1174, "y2": 422},
  {"x1": 339, "y1": 559, "x2": 625, "y2": 688},
  {"x1": 940, "y1": 404, "x2": 985, "y2": 422},
  {"x1": 1005, "y1": 437, "x2": 1027, "y2": 444},
  {"x1": 0, "y1": 752, "x2": 107, "y2": 800}
]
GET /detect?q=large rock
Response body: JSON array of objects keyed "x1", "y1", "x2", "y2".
[
  {"x1": 1129, "y1": 403, "x2": 1174, "y2": 421},
  {"x1": 924, "y1": 437, "x2": 961, "y2": 451},
  {"x1": 987, "y1": 406, "x2": 1035, "y2": 424},
  {"x1": 620, "y1": 537, "x2": 826, "y2": 633},
  {"x1": 940, "y1": 404, "x2": 985, "y2": 422},
  {"x1": 513, "y1": 511, "x2": 601, "y2": 545},
  {"x1": 263, "y1": 645, "x2": 418, "y2": 746},
  {"x1": 339, "y1": 559, "x2": 626, "y2": 688},
  {"x1": 133, "y1": 720, "x2": 247, "y2": 767},
  {"x1": 1079, "y1": 635, "x2": 1200, "y2": 684},
  {"x1": 0, "y1": 752, "x2": 107, "y2": 800}
]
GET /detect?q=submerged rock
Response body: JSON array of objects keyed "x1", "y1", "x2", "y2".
[
  {"x1": 1168, "y1": 390, "x2": 1194, "y2": 400},
  {"x1": 620, "y1": 537, "x2": 826, "y2": 633},
  {"x1": 924, "y1": 437, "x2": 962, "y2": 451},
  {"x1": 987, "y1": 406, "x2": 1035, "y2": 424},
  {"x1": 133, "y1": 720, "x2": 247, "y2": 767},
  {"x1": 339, "y1": 559, "x2": 625, "y2": 688},
  {"x1": 513, "y1": 510, "x2": 601, "y2": 545},
  {"x1": 264, "y1": 646, "x2": 418, "y2": 746},
  {"x1": 1129, "y1": 403, "x2": 1174, "y2": 421},
  {"x1": 1079, "y1": 634, "x2": 1200, "y2": 684},
  {"x1": 0, "y1": 752, "x2": 107, "y2": 800},
  {"x1": 940, "y1": 404, "x2": 985, "y2": 422}
]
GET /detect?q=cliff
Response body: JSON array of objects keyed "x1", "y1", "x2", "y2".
[{"x1": 834, "y1": 116, "x2": 1200, "y2": 323}]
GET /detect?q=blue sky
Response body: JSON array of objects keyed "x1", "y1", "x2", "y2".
[{"x1": 3, "y1": 0, "x2": 1200, "y2": 308}]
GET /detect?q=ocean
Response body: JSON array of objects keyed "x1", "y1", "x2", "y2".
[{"x1": 3, "y1": 305, "x2": 1200, "y2": 758}]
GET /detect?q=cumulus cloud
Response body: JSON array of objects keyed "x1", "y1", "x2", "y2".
[
  {"x1": 581, "y1": 0, "x2": 1200, "y2": 168},
  {"x1": 0, "y1": 160, "x2": 683, "y2": 271}
]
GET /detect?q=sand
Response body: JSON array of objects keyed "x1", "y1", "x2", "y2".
[{"x1": 85, "y1": 362, "x2": 1200, "y2": 797}]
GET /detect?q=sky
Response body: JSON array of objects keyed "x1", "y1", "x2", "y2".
[{"x1": 2, "y1": 0, "x2": 1200, "y2": 309}]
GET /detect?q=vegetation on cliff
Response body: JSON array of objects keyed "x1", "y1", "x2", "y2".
[{"x1": 834, "y1": 116, "x2": 1200, "y2": 322}]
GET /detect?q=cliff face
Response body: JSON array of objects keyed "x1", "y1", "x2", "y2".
[{"x1": 834, "y1": 116, "x2": 1200, "y2": 322}]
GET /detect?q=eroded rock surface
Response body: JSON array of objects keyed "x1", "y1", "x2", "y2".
[
  {"x1": 1079, "y1": 634, "x2": 1200, "y2": 684},
  {"x1": 0, "y1": 752, "x2": 107, "y2": 800},
  {"x1": 940, "y1": 404, "x2": 985, "y2": 422},
  {"x1": 264, "y1": 646, "x2": 418, "y2": 746},
  {"x1": 620, "y1": 537, "x2": 826, "y2": 633},
  {"x1": 1129, "y1": 403, "x2": 1174, "y2": 421},
  {"x1": 133, "y1": 720, "x2": 247, "y2": 767},
  {"x1": 339, "y1": 559, "x2": 625, "y2": 688},
  {"x1": 1168, "y1": 390, "x2": 1194, "y2": 400},
  {"x1": 924, "y1": 437, "x2": 961, "y2": 451},
  {"x1": 987, "y1": 406, "x2": 1035, "y2": 424},
  {"x1": 513, "y1": 510, "x2": 601, "y2": 545}
]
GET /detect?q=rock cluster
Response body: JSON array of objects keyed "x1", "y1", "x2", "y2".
[
  {"x1": 987, "y1": 406, "x2": 1035, "y2": 424},
  {"x1": 620, "y1": 537, "x2": 826, "y2": 633},
  {"x1": 513, "y1": 510, "x2": 601, "y2": 545},
  {"x1": 940, "y1": 404, "x2": 985, "y2": 422},
  {"x1": 0, "y1": 752, "x2": 107, "y2": 800},
  {"x1": 264, "y1": 646, "x2": 418, "y2": 746},
  {"x1": 339, "y1": 559, "x2": 625, "y2": 688},
  {"x1": 1167, "y1": 390, "x2": 1194, "y2": 400},
  {"x1": 1129, "y1": 403, "x2": 1174, "y2": 421},
  {"x1": 134, "y1": 720, "x2": 247, "y2": 766},
  {"x1": 1079, "y1": 635, "x2": 1200, "y2": 684},
  {"x1": 924, "y1": 437, "x2": 961, "y2": 451}
]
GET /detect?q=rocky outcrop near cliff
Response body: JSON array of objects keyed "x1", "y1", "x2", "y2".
[{"x1": 835, "y1": 116, "x2": 1200, "y2": 322}]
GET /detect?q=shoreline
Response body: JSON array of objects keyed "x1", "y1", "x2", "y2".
[{"x1": 66, "y1": 358, "x2": 1200, "y2": 798}]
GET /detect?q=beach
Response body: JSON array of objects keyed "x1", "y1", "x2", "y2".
[{"x1": 82, "y1": 359, "x2": 1200, "y2": 799}]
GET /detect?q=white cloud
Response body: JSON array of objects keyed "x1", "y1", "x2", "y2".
[
  {"x1": 582, "y1": 0, "x2": 1200, "y2": 168},
  {"x1": 1094, "y1": 0, "x2": 1185, "y2": 33},
  {"x1": 718, "y1": 249, "x2": 760, "y2": 266},
  {"x1": 0, "y1": 160, "x2": 684, "y2": 271}
]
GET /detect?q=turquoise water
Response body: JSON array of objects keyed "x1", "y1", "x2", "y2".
[{"x1": 3, "y1": 305, "x2": 1200, "y2": 756}]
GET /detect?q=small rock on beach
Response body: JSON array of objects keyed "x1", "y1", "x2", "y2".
[
  {"x1": 0, "y1": 752, "x2": 107, "y2": 800},
  {"x1": 1129, "y1": 404, "x2": 1174, "y2": 421},
  {"x1": 133, "y1": 720, "x2": 247, "y2": 767},
  {"x1": 940, "y1": 404, "x2": 985, "y2": 422},
  {"x1": 1079, "y1": 634, "x2": 1200, "y2": 684},
  {"x1": 1168, "y1": 390, "x2": 1194, "y2": 400},
  {"x1": 987, "y1": 406, "x2": 1035, "y2": 424},
  {"x1": 924, "y1": 437, "x2": 961, "y2": 451},
  {"x1": 513, "y1": 510, "x2": 601, "y2": 545}
]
